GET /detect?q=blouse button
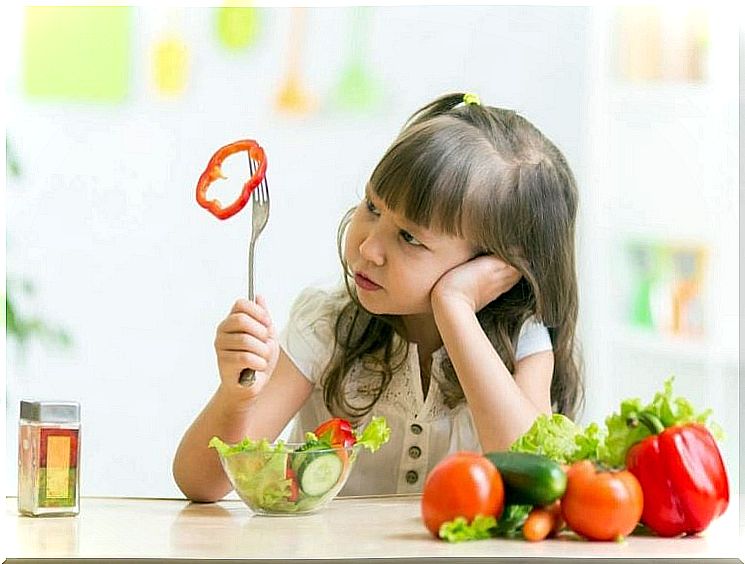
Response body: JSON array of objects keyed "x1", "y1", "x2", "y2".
[
  {"x1": 410, "y1": 424, "x2": 423, "y2": 435},
  {"x1": 405, "y1": 470, "x2": 418, "y2": 484},
  {"x1": 408, "y1": 446, "x2": 422, "y2": 459}
]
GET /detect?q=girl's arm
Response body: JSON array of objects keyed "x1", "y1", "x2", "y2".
[
  {"x1": 432, "y1": 297, "x2": 552, "y2": 452},
  {"x1": 431, "y1": 256, "x2": 553, "y2": 452},
  {"x1": 173, "y1": 351, "x2": 313, "y2": 502},
  {"x1": 173, "y1": 296, "x2": 315, "y2": 502}
]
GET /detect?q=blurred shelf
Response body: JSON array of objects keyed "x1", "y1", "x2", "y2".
[
  {"x1": 605, "y1": 81, "x2": 717, "y2": 124},
  {"x1": 609, "y1": 80, "x2": 712, "y2": 98},
  {"x1": 611, "y1": 326, "x2": 715, "y2": 363}
]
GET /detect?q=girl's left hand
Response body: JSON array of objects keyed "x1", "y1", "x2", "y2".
[{"x1": 431, "y1": 255, "x2": 522, "y2": 313}]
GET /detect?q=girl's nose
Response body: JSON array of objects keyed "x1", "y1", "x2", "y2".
[{"x1": 358, "y1": 231, "x2": 385, "y2": 266}]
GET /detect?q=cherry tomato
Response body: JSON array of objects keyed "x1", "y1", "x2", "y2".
[
  {"x1": 561, "y1": 460, "x2": 643, "y2": 541},
  {"x1": 421, "y1": 451, "x2": 504, "y2": 537},
  {"x1": 314, "y1": 417, "x2": 356, "y2": 448}
]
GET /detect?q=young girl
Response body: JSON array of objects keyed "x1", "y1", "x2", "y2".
[{"x1": 173, "y1": 92, "x2": 582, "y2": 502}]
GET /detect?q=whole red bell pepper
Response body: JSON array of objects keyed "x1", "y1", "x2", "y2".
[
  {"x1": 195, "y1": 139, "x2": 267, "y2": 220},
  {"x1": 625, "y1": 412, "x2": 729, "y2": 537}
]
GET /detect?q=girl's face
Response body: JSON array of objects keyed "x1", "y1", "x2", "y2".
[{"x1": 344, "y1": 187, "x2": 476, "y2": 316}]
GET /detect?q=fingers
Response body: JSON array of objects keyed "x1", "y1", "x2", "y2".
[
  {"x1": 467, "y1": 255, "x2": 508, "y2": 277},
  {"x1": 470, "y1": 255, "x2": 522, "y2": 300},
  {"x1": 218, "y1": 332, "x2": 273, "y2": 357},
  {"x1": 229, "y1": 298, "x2": 272, "y2": 326},
  {"x1": 219, "y1": 313, "x2": 270, "y2": 340},
  {"x1": 215, "y1": 296, "x2": 279, "y2": 391},
  {"x1": 479, "y1": 255, "x2": 521, "y2": 278},
  {"x1": 216, "y1": 349, "x2": 269, "y2": 373},
  {"x1": 255, "y1": 295, "x2": 276, "y2": 337},
  {"x1": 497, "y1": 261, "x2": 522, "y2": 287}
]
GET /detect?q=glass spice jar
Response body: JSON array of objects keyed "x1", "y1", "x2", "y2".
[{"x1": 18, "y1": 400, "x2": 81, "y2": 517}]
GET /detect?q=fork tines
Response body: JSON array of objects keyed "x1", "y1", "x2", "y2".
[{"x1": 249, "y1": 157, "x2": 269, "y2": 202}]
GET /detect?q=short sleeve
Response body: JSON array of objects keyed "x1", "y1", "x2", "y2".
[
  {"x1": 278, "y1": 288, "x2": 339, "y2": 384},
  {"x1": 515, "y1": 317, "x2": 552, "y2": 361}
]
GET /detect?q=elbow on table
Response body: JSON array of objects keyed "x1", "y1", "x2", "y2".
[
  {"x1": 183, "y1": 491, "x2": 225, "y2": 504},
  {"x1": 175, "y1": 480, "x2": 230, "y2": 503},
  {"x1": 172, "y1": 464, "x2": 231, "y2": 503}
]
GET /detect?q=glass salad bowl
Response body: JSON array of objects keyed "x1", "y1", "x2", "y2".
[
  {"x1": 214, "y1": 441, "x2": 358, "y2": 515},
  {"x1": 209, "y1": 416, "x2": 390, "y2": 515}
]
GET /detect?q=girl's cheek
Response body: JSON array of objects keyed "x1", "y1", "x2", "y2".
[
  {"x1": 344, "y1": 225, "x2": 362, "y2": 260},
  {"x1": 343, "y1": 235, "x2": 355, "y2": 262}
]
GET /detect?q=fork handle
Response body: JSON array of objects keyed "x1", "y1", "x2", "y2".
[{"x1": 239, "y1": 239, "x2": 258, "y2": 387}]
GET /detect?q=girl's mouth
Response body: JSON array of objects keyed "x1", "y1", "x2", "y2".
[{"x1": 354, "y1": 272, "x2": 382, "y2": 291}]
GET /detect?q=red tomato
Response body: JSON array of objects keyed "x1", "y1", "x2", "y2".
[
  {"x1": 421, "y1": 451, "x2": 504, "y2": 537},
  {"x1": 314, "y1": 417, "x2": 356, "y2": 448},
  {"x1": 561, "y1": 460, "x2": 644, "y2": 541}
]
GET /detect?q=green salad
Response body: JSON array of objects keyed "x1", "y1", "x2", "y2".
[{"x1": 209, "y1": 416, "x2": 390, "y2": 514}]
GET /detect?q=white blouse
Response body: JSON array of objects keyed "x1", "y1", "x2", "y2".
[{"x1": 278, "y1": 287, "x2": 552, "y2": 496}]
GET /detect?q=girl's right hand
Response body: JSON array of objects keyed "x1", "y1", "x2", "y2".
[{"x1": 214, "y1": 296, "x2": 279, "y2": 398}]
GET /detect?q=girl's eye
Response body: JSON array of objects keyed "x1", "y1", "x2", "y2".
[
  {"x1": 365, "y1": 198, "x2": 380, "y2": 215},
  {"x1": 400, "y1": 230, "x2": 423, "y2": 246}
]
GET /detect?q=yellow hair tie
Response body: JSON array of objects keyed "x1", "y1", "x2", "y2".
[{"x1": 463, "y1": 93, "x2": 480, "y2": 106}]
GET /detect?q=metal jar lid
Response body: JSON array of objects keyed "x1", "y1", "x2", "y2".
[{"x1": 20, "y1": 400, "x2": 80, "y2": 423}]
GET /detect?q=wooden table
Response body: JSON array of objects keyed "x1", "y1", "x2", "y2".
[{"x1": 4, "y1": 494, "x2": 744, "y2": 563}]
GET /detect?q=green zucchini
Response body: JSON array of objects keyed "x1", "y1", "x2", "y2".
[{"x1": 484, "y1": 451, "x2": 567, "y2": 506}]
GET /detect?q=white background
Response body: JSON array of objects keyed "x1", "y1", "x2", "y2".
[{"x1": 4, "y1": 5, "x2": 740, "y2": 498}]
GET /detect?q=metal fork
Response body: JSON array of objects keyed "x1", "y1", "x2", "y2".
[{"x1": 238, "y1": 156, "x2": 271, "y2": 387}]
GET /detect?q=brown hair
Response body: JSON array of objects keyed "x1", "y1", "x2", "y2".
[{"x1": 322, "y1": 92, "x2": 583, "y2": 421}]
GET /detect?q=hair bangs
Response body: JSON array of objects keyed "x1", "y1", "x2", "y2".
[{"x1": 369, "y1": 119, "x2": 487, "y2": 237}]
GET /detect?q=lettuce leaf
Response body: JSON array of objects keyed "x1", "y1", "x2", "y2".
[
  {"x1": 439, "y1": 505, "x2": 532, "y2": 542},
  {"x1": 509, "y1": 377, "x2": 721, "y2": 469},
  {"x1": 572, "y1": 421, "x2": 603, "y2": 462},
  {"x1": 439, "y1": 515, "x2": 497, "y2": 542},
  {"x1": 597, "y1": 377, "x2": 722, "y2": 468},
  {"x1": 355, "y1": 416, "x2": 391, "y2": 452},
  {"x1": 209, "y1": 436, "x2": 293, "y2": 510},
  {"x1": 208, "y1": 435, "x2": 279, "y2": 456},
  {"x1": 509, "y1": 413, "x2": 597, "y2": 464}
]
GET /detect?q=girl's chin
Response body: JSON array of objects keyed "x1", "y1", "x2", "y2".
[
  {"x1": 355, "y1": 292, "x2": 399, "y2": 316},
  {"x1": 356, "y1": 293, "x2": 385, "y2": 315},
  {"x1": 356, "y1": 294, "x2": 427, "y2": 317}
]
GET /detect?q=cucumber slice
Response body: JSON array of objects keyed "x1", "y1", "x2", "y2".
[
  {"x1": 298, "y1": 453, "x2": 343, "y2": 497},
  {"x1": 291, "y1": 444, "x2": 324, "y2": 474}
]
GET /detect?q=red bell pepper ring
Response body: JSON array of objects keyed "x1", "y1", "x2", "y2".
[
  {"x1": 625, "y1": 413, "x2": 729, "y2": 537},
  {"x1": 314, "y1": 417, "x2": 357, "y2": 448},
  {"x1": 196, "y1": 139, "x2": 267, "y2": 220}
]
